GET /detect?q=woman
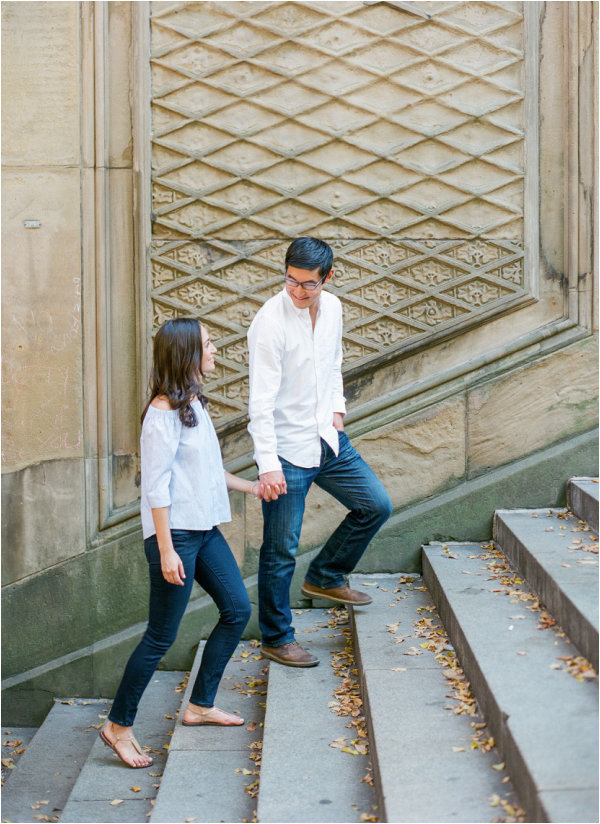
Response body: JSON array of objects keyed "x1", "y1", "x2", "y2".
[{"x1": 100, "y1": 317, "x2": 266, "y2": 768}]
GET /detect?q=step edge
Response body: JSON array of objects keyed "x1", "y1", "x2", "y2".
[{"x1": 493, "y1": 517, "x2": 599, "y2": 668}]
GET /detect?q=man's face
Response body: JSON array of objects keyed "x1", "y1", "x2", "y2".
[{"x1": 285, "y1": 265, "x2": 332, "y2": 311}]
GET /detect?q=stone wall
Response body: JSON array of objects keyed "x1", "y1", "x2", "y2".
[{"x1": 1, "y1": 1, "x2": 597, "y2": 724}]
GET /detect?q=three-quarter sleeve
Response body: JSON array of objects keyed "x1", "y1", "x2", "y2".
[{"x1": 141, "y1": 411, "x2": 181, "y2": 509}]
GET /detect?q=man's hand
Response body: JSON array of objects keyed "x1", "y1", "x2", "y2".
[
  {"x1": 160, "y1": 547, "x2": 186, "y2": 586},
  {"x1": 259, "y1": 470, "x2": 287, "y2": 502},
  {"x1": 333, "y1": 412, "x2": 345, "y2": 431}
]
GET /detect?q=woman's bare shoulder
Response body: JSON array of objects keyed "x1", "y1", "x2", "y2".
[{"x1": 150, "y1": 395, "x2": 173, "y2": 411}]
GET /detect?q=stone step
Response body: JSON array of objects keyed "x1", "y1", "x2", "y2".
[
  {"x1": 494, "y1": 507, "x2": 599, "y2": 670},
  {"x1": 150, "y1": 640, "x2": 267, "y2": 824},
  {"x1": 348, "y1": 573, "x2": 520, "y2": 824},
  {"x1": 257, "y1": 608, "x2": 376, "y2": 823},
  {"x1": 568, "y1": 477, "x2": 599, "y2": 533},
  {"x1": 2, "y1": 725, "x2": 38, "y2": 786},
  {"x1": 1, "y1": 699, "x2": 110, "y2": 823},
  {"x1": 423, "y1": 541, "x2": 599, "y2": 823},
  {"x1": 60, "y1": 671, "x2": 186, "y2": 823}
]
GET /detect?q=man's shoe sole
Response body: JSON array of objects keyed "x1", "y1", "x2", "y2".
[
  {"x1": 260, "y1": 647, "x2": 319, "y2": 667},
  {"x1": 301, "y1": 586, "x2": 373, "y2": 606}
]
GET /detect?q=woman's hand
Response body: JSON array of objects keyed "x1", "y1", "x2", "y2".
[
  {"x1": 259, "y1": 470, "x2": 286, "y2": 502},
  {"x1": 251, "y1": 481, "x2": 266, "y2": 500},
  {"x1": 160, "y1": 547, "x2": 186, "y2": 586}
]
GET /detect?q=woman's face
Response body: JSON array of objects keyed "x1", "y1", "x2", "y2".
[{"x1": 200, "y1": 325, "x2": 217, "y2": 373}]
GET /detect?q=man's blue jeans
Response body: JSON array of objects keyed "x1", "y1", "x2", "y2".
[
  {"x1": 258, "y1": 431, "x2": 392, "y2": 648},
  {"x1": 109, "y1": 528, "x2": 251, "y2": 727}
]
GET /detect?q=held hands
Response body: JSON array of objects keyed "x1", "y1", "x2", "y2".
[
  {"x1": 160, "y1": 547, "x2": 186, "y2": 586},
  {"x1": 258, "y1": 470, "x2": 287, "y2": 502}
]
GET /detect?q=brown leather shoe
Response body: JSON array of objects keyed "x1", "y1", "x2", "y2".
[
  {"x1": 301, "y1": 581, "x2": 373, "y2": 606},
  {"x1": 261, "y1": 641, "x2": 319, "y2": 667}
]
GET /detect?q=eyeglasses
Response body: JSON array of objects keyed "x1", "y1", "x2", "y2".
[{"x1": 284, "y1": 273, "x2": 326, "y2": 292}]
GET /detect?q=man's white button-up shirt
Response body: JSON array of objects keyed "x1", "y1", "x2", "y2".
[{"x1": 247, "y1": 288, "x2": 346, "y2": 475}]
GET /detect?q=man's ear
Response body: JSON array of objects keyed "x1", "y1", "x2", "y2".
[{"x1": 325, "y1": 268, "x2": 334, "y2": 282}]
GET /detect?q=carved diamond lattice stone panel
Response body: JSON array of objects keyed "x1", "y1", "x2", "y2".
[{"x1": 150, "y1": 1, "x2": 529, "y2": 427}]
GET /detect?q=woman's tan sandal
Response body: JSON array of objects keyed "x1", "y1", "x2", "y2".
[
  {"x1": 99, "y1": 728, "x2": 153, "y2": 769},
  {"x1": 182, "y1": 705, "x2": 244, "y2": 727}
]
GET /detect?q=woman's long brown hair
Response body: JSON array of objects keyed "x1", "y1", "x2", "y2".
[{"x1": 141, "y1": 318, "x2": 208, "y2": 427}]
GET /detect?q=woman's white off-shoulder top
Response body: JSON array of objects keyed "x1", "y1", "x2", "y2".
[{"x1": 140, "y1": 401, "x2": 231, "y2": 539}]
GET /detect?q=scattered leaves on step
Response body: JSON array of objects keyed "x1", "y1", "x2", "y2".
[
  {"x1": 246, "y1": 721, "x2": 257, "y2": 731},
  {"x1": 492, "y1": 762, "x2": 505, "y2": 770},
  {"x1": 452, "y1": 746, "x2": 465, "y2": 752},
  {"x1": 1, "y1": 758, "x2": 14, "y2": 769},
  {"x1": 185, "y1": 818, "x2": 196, "y2": 822},
  {"x1": 130, "y1": 786, "x2": 141, "y2": 793},
  {"x1": 403, "y1": 646, "x2": 423, "y2": 656},
  {"x1": 552, "y1": 655, "x2": 597, "y2": 680},
  {"x1": 537, "y1": 611, "x2": 555, "y2": 630},
  {"x1": 360, "y1": 813, "x2": 377, "y2": 821},
  {"x1": 3, "y1": 740, "x2": 21, "y2": 748},
  {"x1": 236, "y1": 767, "x2": 254, "y2": 775},
  {"x1": 244, "y1": 778, "x2": 260, "y2": 798},
  {"x1": 110, "y1": 799, "x2": 124, "y2": 806},
  {"x1": 391, "y1": 667, "x2": 407, "y2": 672},
  {"x1": 489, "y1": 792, "x2": 525, "y2": 822},
  {"x1": 327, "y1": 607, "x2": 370, "y2": 757},
  {"x1": 174, "y1": 674, "x2": 189, "y2": 693}
]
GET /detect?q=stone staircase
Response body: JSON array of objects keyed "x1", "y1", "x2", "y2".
[{"x1": 2, "y1": 478, "x2": 597, "y2": 823}]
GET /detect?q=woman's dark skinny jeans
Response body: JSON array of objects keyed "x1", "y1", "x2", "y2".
[{"x1": 109, "y1": 528, "x2": 251, "y2": 727}]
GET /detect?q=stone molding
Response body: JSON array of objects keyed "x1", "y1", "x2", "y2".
[{"x1": 81, "y1": 1, "x2": 142, "y2": 542}]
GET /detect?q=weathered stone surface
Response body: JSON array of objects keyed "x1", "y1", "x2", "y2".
[
  {"x1": 107, "y1": 2, "x2": 134, "y2": 168},
  {"x1": 2, "y1": 168, "x2": 83, "y2": 470},
  {"x1": 1, "y1": 458, "x2": 86, "y2": 585},
  {"x1": 468, "y1": 337, "x2": 598, "y2": 473},
  {"x1": 1, "y1": 2, "x2": 80, "y2": 165},
  {"x1": 355, "y1": 397, "x2": 466, "y2": 509}
]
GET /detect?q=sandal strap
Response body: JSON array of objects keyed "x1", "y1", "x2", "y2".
[
  {"x1": 186, "y1": 705, "x2": 216, "y2": 719},
  {"x1": 113, "y1": 733, "x2": 143, "y2": 755}
]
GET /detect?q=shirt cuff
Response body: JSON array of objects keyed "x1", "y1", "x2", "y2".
[
  {"x1": 147, "y1": 491, "x2": 171, "y2": 509},
  {"x1": 333, "y1": 397, "x2": 347, "y2": 414},
  {"x1": 256, "y1": 453, "x2": 283, "y2": 476}
]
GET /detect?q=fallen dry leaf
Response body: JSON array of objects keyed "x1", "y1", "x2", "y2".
[{"x1": 110, "y1": 799, "x2": 124, "y2": 806}]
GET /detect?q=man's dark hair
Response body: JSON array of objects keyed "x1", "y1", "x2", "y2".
[{"x1": 284, "y1": 237, "x2": 333, "y2": 278}]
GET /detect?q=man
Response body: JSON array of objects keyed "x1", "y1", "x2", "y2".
[{"x1": 247, "y1": 237, "x2": 392, "y2": 667}]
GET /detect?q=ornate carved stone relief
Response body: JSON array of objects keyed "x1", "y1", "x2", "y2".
[{"x1": 150, "y1": 1, "x2": 530, "y2": 426}]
